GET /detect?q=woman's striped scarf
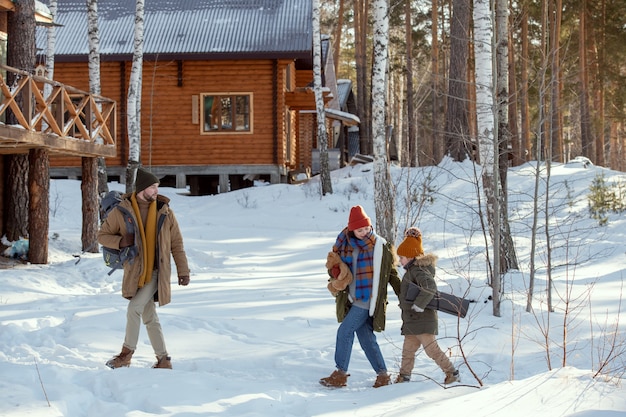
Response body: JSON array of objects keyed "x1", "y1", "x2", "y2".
[{"x1": 333, "y1": 227, "x2": 376, "y2": 302}]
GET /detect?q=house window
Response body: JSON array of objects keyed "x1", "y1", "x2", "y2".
[{"x1": 201, "y1": 93, "x2": 252, "y2": 133}]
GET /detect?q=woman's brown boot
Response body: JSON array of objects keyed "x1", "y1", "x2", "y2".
[{"x1": 319, "y1": 369, "x2": 349, "y2": 387}]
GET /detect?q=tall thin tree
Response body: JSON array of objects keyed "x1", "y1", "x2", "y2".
[
  {"x1": 80, "y1": 0, "x2": 101, "y2": 253},
  {"x1": 355, "y1": 0, "x2": 371, "y2": 156},
  {"x1": 126, "y1": 0, "x2": 144, "y2": 189},
  {"x1": 430, "y1": 0, "x2": 441, "y2": 164},
  {"x1": 405, "y1": 0, "x2": 416, "y2": 167},
  {"x1": 371, "y1": 0, "x2": 395, "y2": 243},
  {"x1": 444, "y1": 0, "x2": 471, "y2": 161},
  {"x1": 86, "y1": 0, "x2": 110, "y2": 197},
  {"x1": 313, "y1": 0, "x2": 333, "y2": 195},
  {"x1": 496, "y1": 0, "x2": 518, "y2": 274}
]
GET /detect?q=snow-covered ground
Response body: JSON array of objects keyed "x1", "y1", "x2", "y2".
[{"x1": 1, "y1": 158, "x2": 625, "y2": 416}]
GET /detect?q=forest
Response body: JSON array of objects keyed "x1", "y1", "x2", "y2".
[{"x1": 318, "y1": 0, "x2": 626, "y2": 172}]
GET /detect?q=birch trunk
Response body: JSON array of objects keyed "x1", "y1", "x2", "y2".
[
  {"x1": 371, "y1": 0, "x2": 395, "y2": 243},
  {"x1": 312, "y1": 0, "x2": 332, "y2": 195},
  {"x1": 86, "y1": 0, "x2": 109, "y2": 197},
  {"x1": 496, "y1": 0, "x2": 518, "y2": 276},
  {"x1": 126, "y1": 0, "x2": 144, "y2": 191},
  {"x1": 474, "y1": 0, "x2": 501, "y2": 316}
]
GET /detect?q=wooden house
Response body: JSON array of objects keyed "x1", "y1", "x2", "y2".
[
  {"x1": 1, "y1": 0, "x2": 117, "y2": 263},
  {"x1": 39, "y1": 0, "x2": 359, "y2": 195}
]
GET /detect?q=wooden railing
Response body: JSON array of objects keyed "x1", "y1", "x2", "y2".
[{"x1": 0, "y1": 63, "x2": 116, "y2": 156}]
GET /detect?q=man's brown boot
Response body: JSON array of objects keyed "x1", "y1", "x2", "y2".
[
  {"x1": 106, "y1": 346, "x2": 134, "y2": 369},
  {"x1": 153, "y1": 355, "x2": 172, "y2": 369},
  {"x1": 319, "y1": 369, "x2": 349, "y2": 388}
]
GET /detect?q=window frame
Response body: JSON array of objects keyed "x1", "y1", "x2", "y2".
[{"x1": 200, "y1": 92, "x2": 253, "y2": 135}]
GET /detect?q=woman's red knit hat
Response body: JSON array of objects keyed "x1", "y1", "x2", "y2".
[
  {"x1": 397, "y1": 227, "x2": 424, "y2": 258},
  {"x1": 347, "y1": 205, "x2": 372, "y2": 231}
]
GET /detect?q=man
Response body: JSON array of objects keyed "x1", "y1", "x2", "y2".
[{"x1": 98, "y1": 167, "x2": 190, "y2": 369}]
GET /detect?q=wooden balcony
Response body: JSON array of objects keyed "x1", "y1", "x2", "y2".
[{"x1": 0, "y1": 64, "x2": 116, "y2": 157}]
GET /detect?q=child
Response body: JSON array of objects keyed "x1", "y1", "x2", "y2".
[{"x1": 395, "y1": 227, "x2": 459, "y2": 384}]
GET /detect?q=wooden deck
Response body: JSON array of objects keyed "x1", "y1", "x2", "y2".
[{"x1": 0, "y1": 64, "x2": 116, "y2": 157}]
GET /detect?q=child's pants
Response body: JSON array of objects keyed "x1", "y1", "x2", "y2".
[{"x1": 399, "y1": 333, "x2": 455, "y2": 376}]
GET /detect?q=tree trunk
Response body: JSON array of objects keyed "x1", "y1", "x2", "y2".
[
  {"x1": 82, "y1": 158, "x2": 99, "y2": 253},
  {"x1": 127, "y1": 0, "x2": 145, "y2": 191},
  {"x1": 474, "y1": 0, "x2": 500, "y2": 316},
  {"x1": 578, "y1": 0, "x2": 594, "y2": 162},
  {"x1": 355, "y1": 0, "x2": 371, "y2": 155},
  {"x1": 586, "y1": 1, "x2": 604, "y2": 166},
  {"x1": 496, "y1": 0, "x2": 518, "y2": 273},
  {"x1": 313, "y1": 0, "x2": 333, "y2": 195},
  {"x1": 520, "y1": 0, "x2": 532, "y2": 162},
  {"x1": 430, "y1": 0, "x2": 441, "y2": 164},
  {"x1": 549, "y1": 0, "x2": 563, "y2": 162},
  {"x1": 5, "y1": 0, "x2": 36, "y2": 242},
  {"x1": 507, "y1": 16, "x2": 521, "y2": 167},
  {"x1": 371, "y1": 0, "x2": 395, "y2": 243},
  {"x1": 444, "y1": 0, "x2": 471, "y2": 161},
  {"x1": 6, "y1": 156, "x2": 29, "y2": 242},
  {"x1": 405, "y1": 0, "x2": 416, "y2": 167},
  {"x1": 28, "y1": 149, "x2": 49, "y2": 264},
  {"x1": 87, "y1": 0, "x2": 110, "y2": 196},
  {"x1": 333, "y1": 0, "x2": 344, "y2": 76}
]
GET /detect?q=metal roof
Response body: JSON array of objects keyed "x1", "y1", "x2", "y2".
[
  {"x1": 36, "y1": 0, "x2": 313, "y2": 65},
  {"x1": 336, "y1": 79, "x2": 353, "y2": 109}
]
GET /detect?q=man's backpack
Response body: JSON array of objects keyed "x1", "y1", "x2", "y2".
[{"x1": 100, "y1": 191, "x2": 138, "y2": 275}]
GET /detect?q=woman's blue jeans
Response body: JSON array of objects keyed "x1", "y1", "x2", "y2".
[{"x1": 334, "y1": 305, "x2": 387, "y2": 374}]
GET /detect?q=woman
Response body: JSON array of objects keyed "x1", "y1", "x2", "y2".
[{"x1": 320, "y1": 205, "x2": 401, "y2": 388}]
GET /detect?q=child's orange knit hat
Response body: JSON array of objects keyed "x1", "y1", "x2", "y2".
[{"x1": 397, "y1": 227, "x2": 424, "y2": 258}]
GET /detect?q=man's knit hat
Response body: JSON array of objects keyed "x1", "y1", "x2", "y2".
[
  {"x1": 397, "y1": 227, "x2": 424, "y2": 258},
  {"x1": 347, "y1": 205, "x2": 372, "y2": 231},
  {"x1": 135, "y1": 168, "x2": 159, "y2": 193}
]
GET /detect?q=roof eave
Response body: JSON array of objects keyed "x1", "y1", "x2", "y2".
[{"x1": 51, "y1": 50, "x2": 312, "y2": 66}]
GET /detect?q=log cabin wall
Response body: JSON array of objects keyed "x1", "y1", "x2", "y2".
[
  {"x1": 49, "y1": 58, "x2": 301, "y2": 190},
  {"x1": 298, "y1": 113, "x2": 315, "y2": 171}
]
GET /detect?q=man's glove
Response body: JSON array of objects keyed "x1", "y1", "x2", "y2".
[
  {"x1": 411, "y1": 304, "x2": 424, "y2": 313},
  {"x1": 178, "y1": 275, "x2": 190, "y2": 286},
  {"x1": 119, "y1": 233, "x2": 134, "y2": 248}
]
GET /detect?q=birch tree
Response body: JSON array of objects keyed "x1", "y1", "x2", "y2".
[
  {"x1": 495, "y1": 0, "x2": 518, "y2": 276},
  {"x1": 86, "y1": 0, "x2": 109, "y2": 196},
  {"x1": 371, "y1": 0, "x2": 395, "y2": 243},
  {"x1": 474, "y1": 0, "x2": 519, "y2": 316},
  {"x1": 312, "y1": 0, "x2": 332, "y2": 195},
  {"x1": 126, "y1": 0, "x2": 144, "y2": 191},
  {"x1": 44, "y1": 0, "x2": 56, "y2": 93},
  {"x1": 473, "y1": 0, "x2": 499, "y2": 313}
]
